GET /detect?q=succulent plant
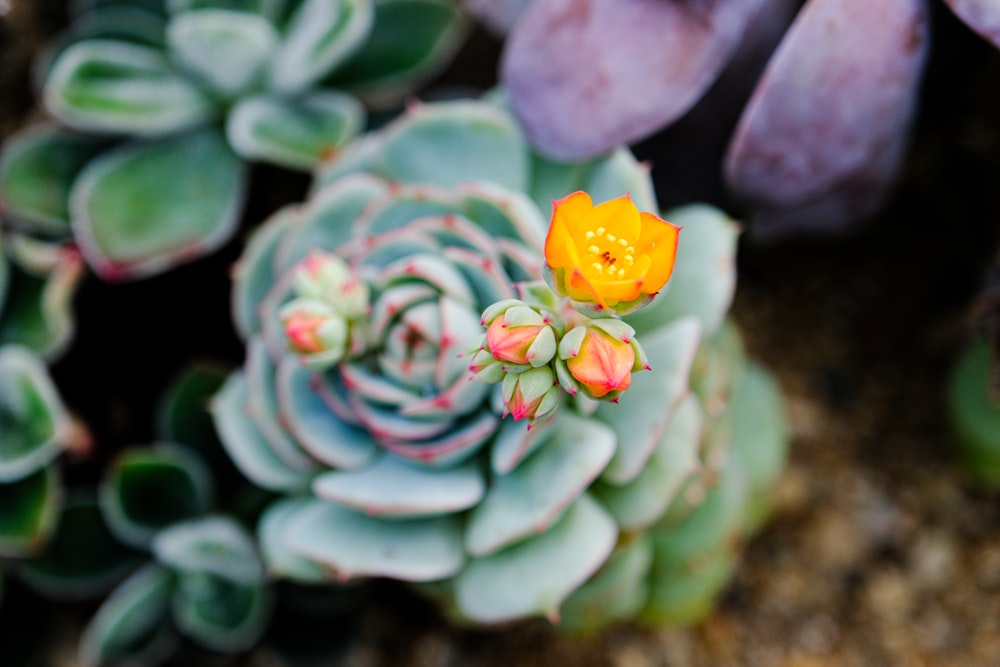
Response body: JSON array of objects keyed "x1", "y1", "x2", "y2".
[
  {"x1": 0, "y1": 346, "x2": 76, "y2": 578},
  {"x1": 212, "y1": 97, "x2": 788, "y2": 628},
  {"x1": 13, "y1": 367, "x2": 275, "y2": 666},
  {"x1": 947, "y1": 336, "x2": 1000, "y2": 485},
  {"x1": 0, "y1": 227, "x2": 86, "y2": 602},
  {"x1": 0, "y1": 0, "x2": 467, "y2": 280},
  {"x1": 476, "y1": 0, "x2": 1000, "y2": 239}
]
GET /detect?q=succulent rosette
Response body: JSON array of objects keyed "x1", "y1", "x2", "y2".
[
  {"x1": 0, "y1": 0, "x2": 467, "y2": 280},
  {"x1": 213, "y1": 99, "x2": 789, "y2": 627}
]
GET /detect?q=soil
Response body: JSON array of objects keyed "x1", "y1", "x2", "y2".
[{"x1": 4, "y1": 2, "x2": 1000, "y2": 666}]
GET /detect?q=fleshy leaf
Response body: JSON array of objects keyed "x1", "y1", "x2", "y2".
[
  {"x1": 724, "y1": 0, "x2": 930, "y2": 238},
  {"x1": 156, "y1": 364, "x2": 228, "y2": 447},
  {"x1": 153, "y1": 516, "x2": 265, "y2": 586},
  {"x1": 464, "y1": 413, "x2": 616, "y2": 557},
  {"x1": 945, "y1": 0, "x2": 1000, "y2": 50},
  {"x1": 0, "y1": 125, "x2": 109, "y2": 235},
  {"x1": 285, "y1": 498, "x2": 465, "y2": 582},
  {"x1": 328, "y1": 0, "x2": 469, "y2": 109},
  {"x1": 166, "y1": 9, "x2": 278, "y2": 98},
  {"x1": 598, "y1": 317, "x2": 702, "y2": 484},
  {"x1": 269, "y1": 0, "x2": 374, "y2": 94},
  {"x1": 455, "y1": 493, "x2": 617, "y2": 624},
  {"x1": 211, "y1": 371, "x2": 314, "y2": 492},
  {"x1": 257, "y1": 497, "x2": 328, "y2": 582},
  {"x1": 70, "y1": 129, "x2": 247, "y2": 281},
  {"x1": 0, "y1": 239, "x2": 85, "y2": 359},
  {"x1": 227, "y1": 91, "x2": 364, "y2": 170},
  {"x1": 275, "y1": 359, "x2": 377, "y2": 470},
  {"x1": 380, "y1": 100, "x2": 529, "y2": 191},
  {"x1": 17, "y1": 496, "x2": 142, "y2": 599},
  {"x1": 502, "y1": 0, "x2": 767, "y2": 160},
  {"x1": 947, "y1": 337, "x2": 1000, "y2": 485},
  {"x1": 172, "y1": 569, "x2": 272, "y2": 652},
  {"x1": 100, "y1": 445, "x2": 214, "y2": 549},
  {"x1": 231, "y1": 206, "x2": 296, "y2": 339},
  {"x1": 0, "y1": 467, "x2": 61, "y2": 558},
  {"x1": 0, "y1": 345, "x2": 68, "y2": 483},
  {"x1": 558, "y1": 534, "x2": 653, "y2": 632},
  {"x1": 312, "y1": 454, "x2": 484, "y2": 518},
  {"x1": 689, "y1": 319, "x2": 747, "y2": 418},
  {"x1": 43, "y1": 39, "x2": 214, "y2": 135},
  {"x1": 528, "y1": 143, "x2": 659, "y2": 221},
  {"x1": 624, "y1": 204, "x2": 739, "y2": 338},
  {"x1": 272, "y1": 172, "x2": 390, "y2": 270},
  {"x1": 155, "y1": 517, "x2": 272, "y2": 652},
  {"x1": 595, "y1": 393, "x2": 703, "y2": 532},
  {"x1": 725, "y1": 362, "x2": 789, "y2": 532},
  {"x1": 640, "y1": 548, "x2": 735, "y2": 626},
  {"x1": 78, "y1": 564, "x2": 179, "y2": 667}
]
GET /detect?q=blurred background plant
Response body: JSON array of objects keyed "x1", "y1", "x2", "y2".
[
  {"x1": 0, "y1": 0, "x2": 468, "y2": 281},
  {"x1": 467, "y1": 0, "x2": 1000, "y2": 240}
]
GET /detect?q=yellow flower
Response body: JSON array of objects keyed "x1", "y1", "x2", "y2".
[{"x1": 544, "y1": 191, "x2": 680, "y2": 315}]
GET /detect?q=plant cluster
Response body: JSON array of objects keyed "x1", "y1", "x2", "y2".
[{"x1": 0, "y1": 1, "x2": 797, "y2": 664}]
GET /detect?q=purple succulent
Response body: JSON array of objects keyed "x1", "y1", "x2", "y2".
[{"x1": 469, "y1": 0, "x2": 1000, "y2": 238}]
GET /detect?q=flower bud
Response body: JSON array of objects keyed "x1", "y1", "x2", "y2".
[
  {"x1": 279, "y1": 297, "x2": 349, "y2": 370},
  {"x1": 293, "y1": 251, "x2": 369, "y2": 319},
  {"x1": 501, "y1": 365, "x2": 561, "y2": 423},
  {"x1": 481, "y1": 301, "x2": 557, "y2": 369},
  {"x1": 557, "y1": 319, "x2": 646, "y2": 400}
]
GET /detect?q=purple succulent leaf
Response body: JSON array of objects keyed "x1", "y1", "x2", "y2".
[
  {"x1": 944, "y1": 0, "x2": 1000, "y2": 50},
  {"x1": 501, "y1": 0, "x2": 767, "y2": 160},
  {"x1": 724, "y1": 0, "x2": 930, "y2": 238}
]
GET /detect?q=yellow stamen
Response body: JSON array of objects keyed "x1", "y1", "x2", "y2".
[
  {"x1": 588, "y1": 245, "x2": 600, "y2": 255},
  {"x1": 606, "y1": 233, "x2": 616, "y2": 242}
]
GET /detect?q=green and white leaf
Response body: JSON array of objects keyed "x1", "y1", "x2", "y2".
[
  {"x1": 70, "y1": 129, "x2": 247, "y2": 281},
  {"x1": 166, "y1": 9, "x2": 278, "y2": 98},
  {"x1": 44, "y1": 39, "x2": 214, "y2": 135},
  {"x1": 227, "y1": 90, "x2": 364, "y2": 169}
]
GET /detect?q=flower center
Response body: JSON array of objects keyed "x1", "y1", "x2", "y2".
[{"x1": 584, "y1": 226, "x2": 635, "y2": 278}]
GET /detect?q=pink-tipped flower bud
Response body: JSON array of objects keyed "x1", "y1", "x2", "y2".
[
  {"x1": 294, "y1": 251, "x2": 369, "y2": 319},
  {"x1": 557, "y1": 319, "x2": 648, "y2": 401},
  {"x1": 279, "y1": 297, "x2": 349, "y2": 370},
  {"x1": 480, "y1": 300, "x2": 557, "y2": 369},
  {"x1": 501, "y1": 366, "x2": 561, "y2": 423}
]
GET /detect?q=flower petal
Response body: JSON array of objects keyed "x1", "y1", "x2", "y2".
[
  {"x1": 636, "y1": 212, "x2": 680, "y2": 293},
  {"x1": 583, "y1": 194, "x2": 641, "y2": 245},
  {"x1": 545, "y1": 191, "x2": 592, "y2": 269}
]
